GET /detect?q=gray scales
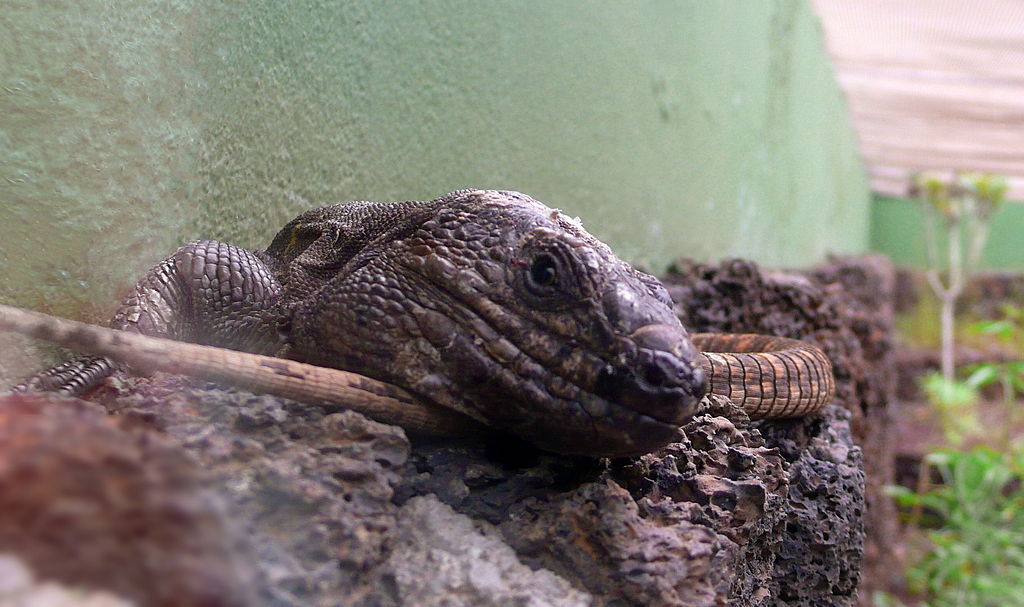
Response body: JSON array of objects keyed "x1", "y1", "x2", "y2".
[{"x1": 1, "y1": 190, "x2": 834, "y2": 457}]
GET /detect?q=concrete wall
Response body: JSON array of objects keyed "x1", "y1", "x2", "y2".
[
  {"x1": 0, "y1": 1, "x2": 869, "y2": 381},
  {"x1": 871, "y1": 195, "x2": 1024, "y2": 271}
]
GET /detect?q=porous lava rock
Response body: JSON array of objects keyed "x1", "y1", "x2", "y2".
[
  {"x1": 0, "y1": 258, "x2": 870, "y2": 606},
  {"x1": 663, "y1": 255, "x2": 893, "y2": 603},
  {"x1": 374, "y1": 495, "x2": 590, "y2": 606},
  {"x1": 98, "y1": 377, "x2": 412, "y2": 605},
  {"x1": 0, "y1": 553, "x2": 133, "y2": 607},
  {"x1": 104, "y1": 377, "x2": 871, "y2": 605},
  {"x1": 0, "y1": 393, "x2": 254, "y2": 607}
]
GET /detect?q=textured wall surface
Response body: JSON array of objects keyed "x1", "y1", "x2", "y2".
[
  {"x1": 871, "y1": 195, "x2": 1024, "y2": 271},
  {"x1": 0, "y1": 1, "x2": 868, "y2": 381}
]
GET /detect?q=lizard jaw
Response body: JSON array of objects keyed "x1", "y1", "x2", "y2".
[{"x1": 593, "y1": 323, "x2": 707, "y2": 427}]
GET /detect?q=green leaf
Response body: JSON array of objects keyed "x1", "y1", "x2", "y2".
[
  {"x1": 972, "y1": 319, "x2": 1016, "y2": 341},
  {"x1": 965, "y1": 365, "x2": 1000, "y2": 389},
  {"x1": 1003, "y1": 304, "x2": 1024, "y2": 322},
  {"x1": 904, "y1": 445, "x2": 1024, "y2": 607},
  {"x1": 925, "y1": 450, "x2": 957, "y2": 468},
  {"x1": 1010, "y1": 373, "x2": 1024, "y2": 396}
]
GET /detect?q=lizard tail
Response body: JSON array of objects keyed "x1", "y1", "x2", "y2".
[
  {"x1": 691, "y1": 333, "x2": 835, "y2": 418},
  {"x1": 11, "y1": 355, "x2": 117, "y2": 396}
]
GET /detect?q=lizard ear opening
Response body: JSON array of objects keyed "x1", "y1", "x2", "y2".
[{"x1": 266, "y1": 223, "x2": 326, "y2": 266}]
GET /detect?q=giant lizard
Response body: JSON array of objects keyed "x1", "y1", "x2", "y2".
[{"x1": 1, "y1": 190, "x2": 834, "y2": 457}]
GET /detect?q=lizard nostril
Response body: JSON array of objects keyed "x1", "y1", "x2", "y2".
[
  {"x1": 624, "y1": 324, "x2": 707, "y2": 413},
  {"x1": 642, "y1": 361, "x2": 668, "y2": 388},
  {"x1": 596, "y1": 364, "x2": 619, "y2": 395}
]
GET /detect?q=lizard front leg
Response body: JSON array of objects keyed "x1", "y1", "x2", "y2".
[{"x1": 13, "y1": 241, "x2": 283, "y2": 395}]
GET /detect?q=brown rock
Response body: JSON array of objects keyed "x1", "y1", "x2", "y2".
[{"x1": 0, "y1": 393, "x2": 253, "y2": 607}]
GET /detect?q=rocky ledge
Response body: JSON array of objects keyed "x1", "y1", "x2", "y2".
[
  {"x1": 0, "y1": 257, "x2": 870, "y2": 606},
  {"x1": 0, "y1": 380, "x2": 862, "y2": 606}
]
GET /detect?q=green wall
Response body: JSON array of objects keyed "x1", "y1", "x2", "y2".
[
  {"x1": 0, "y1": 1, "x2": 868, "y2": 382},
  {"x1": 871, "y1": 195, "x2": 1024, "y2": 271}
]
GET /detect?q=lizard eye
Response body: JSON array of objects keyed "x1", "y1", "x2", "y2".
[
  {"x1": 517, "y1": 244, "x2": 580, "y2": 309},
  {"x1": 528, "y1": 254, "x2": 558, "y2": 289}
]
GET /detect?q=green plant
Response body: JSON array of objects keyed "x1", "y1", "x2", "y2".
[
  {"x1": 962, "y1": 305, "x2": 1024, "y2": 450},
  {"x1": 887, "y1": 447, "x2": 1024, "y2": 606},
  {"x1": 910, "y1": 172, "x2": 1008, "y2": 383},
  {"x1": 919, "y1": 372, "x2": 980, "y2": 447},
  {"x1": 970, "y1": 304, "x2": 1024, "y2": 354},
  {"x1": 871, "y1": 590, "x2": 908, "y2": 607}
]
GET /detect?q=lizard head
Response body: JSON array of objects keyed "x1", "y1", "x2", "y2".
[{"x1": 293, "y1": 190, "x2": 706, "y2": 457}]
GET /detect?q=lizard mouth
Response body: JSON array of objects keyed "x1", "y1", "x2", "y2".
[
  {"x1": 542, "y1": 325, "x2": 706, "y2": 457},
  {"x1": 594, "y1": 324, "x2": 707, "y2": 426},
  {"x1": 450, "y1": 319, "x2": 706, "y2": 457},
  {"x1": 552, "y1": 395, "x2": 693, "y2": 457}
]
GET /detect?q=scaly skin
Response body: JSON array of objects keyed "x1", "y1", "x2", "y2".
[{"x1": 7, "y1": 190, "x2": 834, "y2": 457}]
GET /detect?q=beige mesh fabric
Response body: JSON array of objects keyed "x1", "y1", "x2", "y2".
[{"x1": 813, "y1": 0, "x2": 1024, "y2": 198}]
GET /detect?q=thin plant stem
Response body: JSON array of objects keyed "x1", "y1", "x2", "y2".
[
  {"x1": 939, "y1": 221, "x2": 963, "y2": 382},
  {"x1": 1003, "y1": 374, "x2": 1013, "y2": 453}
]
